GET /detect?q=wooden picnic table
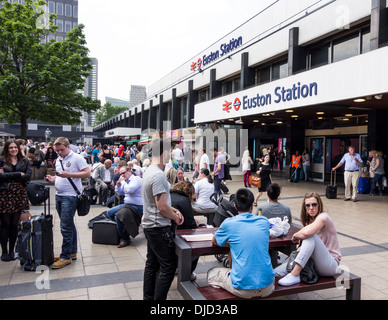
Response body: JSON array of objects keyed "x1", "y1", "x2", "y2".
[{"x1": 174, "y1": 224, "x2": 300, "y2": 300}]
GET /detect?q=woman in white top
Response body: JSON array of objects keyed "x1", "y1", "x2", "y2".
[
  {"x1": 241, "y1": 150, "x2": 254, "y2": 187},
  {"x1": 192, "y1": 168, "x2": 217, "y2": 224}
]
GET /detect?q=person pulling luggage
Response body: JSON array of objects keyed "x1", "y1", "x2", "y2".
[{"x1": 332, "y1": 145, "x2": 362, "y2": 202}]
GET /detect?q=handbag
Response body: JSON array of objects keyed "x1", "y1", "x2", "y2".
[
  {"x1": 249, "y1": 175, "x2": 261, "y2": 188},
  {"x1": 286, "y1": 249, "x2": 319, "y2": 284},
  {"x1": 59, "y1": 160, "x2": 91, "y2": 216}
]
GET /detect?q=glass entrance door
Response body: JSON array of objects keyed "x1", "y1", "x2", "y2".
[{"x1": 309, "y1": 137, "x2": 325, "y2": 182}]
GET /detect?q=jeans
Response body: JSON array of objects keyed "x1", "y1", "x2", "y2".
[
  {"x1": 370, "y1": 173, "x2": 384, "y2": 195},
  {"x1": 214, "y1": 176, "x2": 222, "y2": 196},
  {"x1": 303, "y1": 164, "x2": 310, "y2": 181},
  {"x1": 55, "y1": 195, "x2": 79, "y2": 260},
  {"x1": 109, "y1": 204, "x2": 143, "y2": 242},
  {"x1": 143, "y1": 226, "x2": 177, "y2": 300}
]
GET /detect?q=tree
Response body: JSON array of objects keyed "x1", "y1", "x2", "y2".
[
  {"x1": 94, "y1": 102, "x2": 128, "y2": 126},
  {"x1": 0, "y1": 0, "x2": 100, "y2": 139}
]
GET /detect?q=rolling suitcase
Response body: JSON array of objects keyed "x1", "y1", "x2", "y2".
[
  {"x1": 326, "y1": 170, "x2": 337, "y2": 199},
  {"x1": 358, "y1": 177, "x2": 371, "y2": 194},
  {"x1": 16, "y1": 187, "x2": 54, "y2": 271},
  {"x1": 92, "y1": 220, "x2": 120, "y2": 245}
]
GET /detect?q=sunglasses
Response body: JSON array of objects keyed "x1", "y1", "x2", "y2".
[{"x1": 305, "y1": 203, "x2": 318, "y2": 208}]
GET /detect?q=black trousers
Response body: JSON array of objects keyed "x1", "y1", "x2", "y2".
[
  {"x1": 143, "y1": 226, "x2": 177, "y2": 300},
  {"x1": 100, "y1": 183, "x2": 114, "y2": 203}
]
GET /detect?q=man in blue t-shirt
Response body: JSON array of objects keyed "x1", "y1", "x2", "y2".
[{"x1": 208, "y1": 188, "x2": 275, "y2": 299}]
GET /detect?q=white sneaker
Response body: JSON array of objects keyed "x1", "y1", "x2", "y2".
[{"x1": 278, "y1": 273, "x2": 300, "y2": 286}]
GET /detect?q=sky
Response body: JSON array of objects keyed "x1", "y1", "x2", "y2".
[{"x1": 78, "y1": 0, "x2": 277, "y2": 104}]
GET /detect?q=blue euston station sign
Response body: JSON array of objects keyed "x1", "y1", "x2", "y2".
[{"x1": 222, "y1": 82, "x2": 318, "y2": 114}]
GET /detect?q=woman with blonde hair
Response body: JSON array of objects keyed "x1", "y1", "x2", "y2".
[
  {"x1": 275, "y1": 193, "x2": 341, "y2": 286},
  {"x1": 241, "y1": 150, "x2": 253, "y2": 188}
]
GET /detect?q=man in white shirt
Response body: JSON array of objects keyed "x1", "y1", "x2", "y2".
[
  {"x1": 199, "y1": 148, "x2": 210, "y2": 170},
  {"x1": 45, "y1": 137, "x2": 90, "y2": 269},
  {"x1": 172, "y1": 144, "x2": 184, "y2": 167}
]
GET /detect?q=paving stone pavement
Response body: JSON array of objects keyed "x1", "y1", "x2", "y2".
[{"x1": 1, "y1": 171, "x2": 388, "y2": 300}]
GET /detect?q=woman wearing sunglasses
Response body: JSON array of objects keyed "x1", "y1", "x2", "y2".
[{"x1": 275, "y1": 192, "x2": 341, "y2": 286}]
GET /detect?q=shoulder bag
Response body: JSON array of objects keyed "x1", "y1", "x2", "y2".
[
  {"x1": 286, "y1": 248, "x2": 319, "y2": 284},
  {"x1": 249, "y1": 174, "x2": 261, "y2": 188},
  {"x1": 59, "y1": 160, "x2": 91, "y2": 216}
]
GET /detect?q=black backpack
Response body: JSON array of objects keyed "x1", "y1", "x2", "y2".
[{"x1": 27, "y1": 182, "x2": 49, "y2": 205}]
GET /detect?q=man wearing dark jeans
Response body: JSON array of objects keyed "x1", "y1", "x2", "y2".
[
  {"x1": 212, "y1": 148, "x2": 225, "y2": 197},
  {"x1": 45, "y1": 137, "x2": 90, "y2": 269},
  {"x1": 141, "y1": 139, "x2": 184, "y2": 300}
]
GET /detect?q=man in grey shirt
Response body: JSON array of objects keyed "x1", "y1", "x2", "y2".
[
  {"x1": 256, "y1": 183, "x2": 292, "y2": 267},
  {"x1": 141, "y1": 139, "x2": 184, "y2": 300},
  {"x1": 256, "y1": 183, "x2": 292, "y2": 223}
]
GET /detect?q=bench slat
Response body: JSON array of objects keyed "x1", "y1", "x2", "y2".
[{"x1": 197, "y1": 276, "x2": 355, "y2": 300}]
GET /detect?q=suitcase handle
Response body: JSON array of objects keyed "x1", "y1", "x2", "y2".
[
  {"x1": 44, "y1": 187, "x2": 50, "y2": 216},
  {"x1": 330, "y1": 170, "x2": 337, "y2": 186}
]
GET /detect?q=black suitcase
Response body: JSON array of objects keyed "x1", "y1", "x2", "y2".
[
  {"x1": 326, "y1": 170, "x2": 337, "y2": 199},
  {"x1": 88, "y1": 211, "x2": 110, "y2": 229},
  {"x1": 92, "y1": 220, "x2": 120, "y2": 245},
  {"x1": 16, "y1": 187, "x2": 54, "y2": 271},
  {"x1": 27, "y1": 182, "x2": 50, "y2": 205}
]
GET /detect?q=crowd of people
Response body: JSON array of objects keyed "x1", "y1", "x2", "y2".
[{"x1": 0, "y1": 137, "x2": 386, "y2": 300}]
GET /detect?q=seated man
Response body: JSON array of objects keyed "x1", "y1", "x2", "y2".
[
  {"x1": 256, "y1": 183, "x2": 292, "y2": 222},
  {"x1": 94, "y1": 159, "x2": 115, "y2": 206},
  {"x1": 257, "y1": 183, "x2": 292, "y2": 267},
  {"x1": 107, "y1": 166, "x2": 143, "y2": 248},
  {"x1": 208, "y1": 188, "x2": 275, "y2": 299}
]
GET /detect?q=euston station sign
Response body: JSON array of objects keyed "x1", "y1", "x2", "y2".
[
  {"x1": 222, "y1": 82, "x2": 318, "y2": 113},
  {"x1": 191, "y1": 36, "x2": 243, "y2": 71}
]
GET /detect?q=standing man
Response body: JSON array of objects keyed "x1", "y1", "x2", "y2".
[
  {"x1": 290, "y1": 150, "x2": 302, "y2": 182},
  {"x1": 199, "y1": 148, "x2": 210, "y2": 170},
  {"x1": 332, "y1": 145, "x2": 363, "y2": 202},
  {"x1": 45, "y1": 137, "x2": 90, "y2": 269},
  {"x1": 91, "y1": 143, "x2": 101, "y2": 164},
  {"x1": 141, "y1": 139, "x2": 184, "y2": 300},
  {"x1": 212, "y1": 148, "x2": 225, "y2": 196}
]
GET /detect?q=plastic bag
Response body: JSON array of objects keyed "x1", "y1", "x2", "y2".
[{"x1": 268, "y1": 217, "x2": 290, "y2": 238}]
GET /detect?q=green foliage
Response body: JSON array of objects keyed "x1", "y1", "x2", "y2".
[
  {"x1": 95, "y1": 102, "x2": 128, "y2": 126},
  {"x1": 0, "y1": 0, "x2": 101, "y2": 138}
]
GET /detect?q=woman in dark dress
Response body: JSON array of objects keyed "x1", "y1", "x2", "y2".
[
  {"x1": 0, "y1": 139, "x2": 31, "y2": 261},
  {"x1": 253, "y1": 154, "x2": 272, "y2": 206}
]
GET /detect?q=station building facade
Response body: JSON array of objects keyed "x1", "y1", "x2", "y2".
[{"x1": 94, "y1": 0, "x2": 388, "y2": 182}]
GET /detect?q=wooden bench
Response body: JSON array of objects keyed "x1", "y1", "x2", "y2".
[{"x1": 193, "y1": 274, "x2": 361, "y2": 300}]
